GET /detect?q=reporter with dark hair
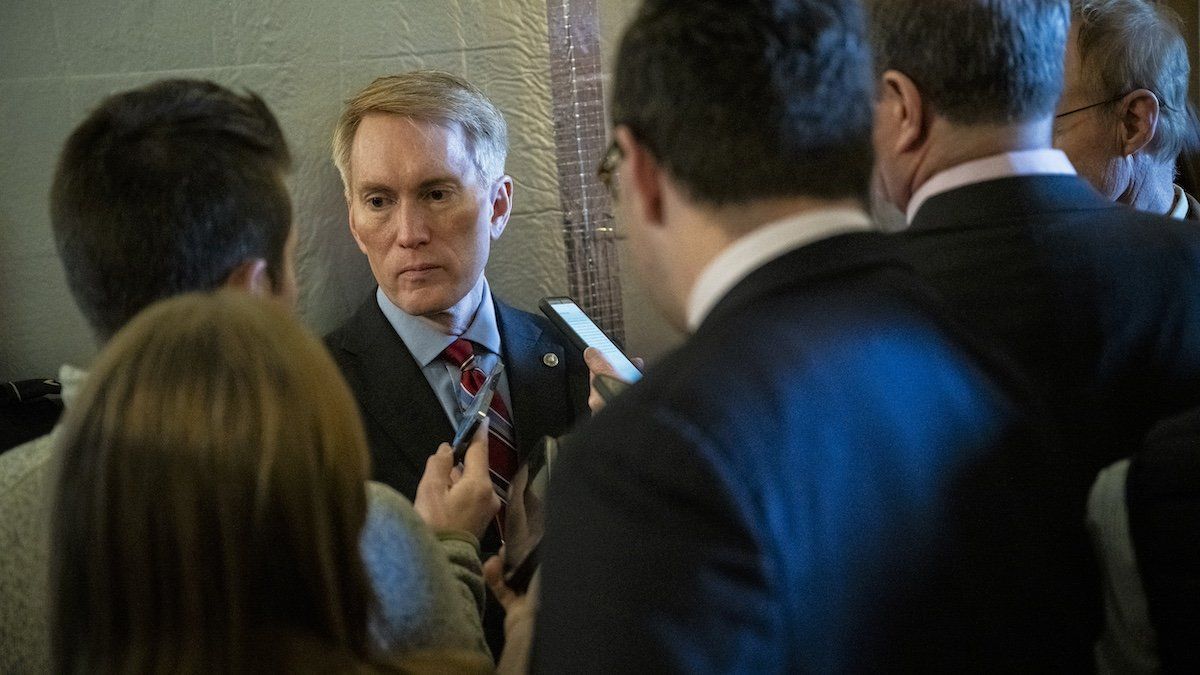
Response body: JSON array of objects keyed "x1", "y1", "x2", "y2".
[
  {"x1": 0, "y1": 79, "x2": 493, "y2": 671},
  {"x1": 869, "y1": 0, "x2": 1200, "y2": 664},
  {"x1": 521, "y1": 0, "x2": 1063, "y2": 670},
  {"x1": 871, "y1": 0, "x2": 1200, "y2": 476}
]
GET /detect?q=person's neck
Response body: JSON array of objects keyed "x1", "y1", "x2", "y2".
[
  {"x1": 668, "y1": 195, "x2": 862, "y2": 324},
  {"x1": 421, "y1": 277, "x2": 485, "y2": 335},
  {"x1": 1119, "y1": 161, "x2": 1176, "y2": 215},
  {"x1": 909, "y1": 118, "x2": 1054, "y2": 203}
]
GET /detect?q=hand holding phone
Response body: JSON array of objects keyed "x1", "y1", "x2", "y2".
[
  {"x1": 451, "y1": 362, "x2": 504, "y2": 464},
  {"x1": 412, "y1": 423, "x2": 501, "y2": 539},
  {"x1": 583, "y1": 349, "x2": 643, "y2": 412},
  {"x1": 539, "y1": 296, "x2": 642, "y2": 385}
]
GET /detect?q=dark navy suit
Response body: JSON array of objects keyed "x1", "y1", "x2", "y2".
[
  {"x1": 325, "y1": 291, "x2": 590, "y2": 500},
  {"x1": 899, "y1": 174, "x2": 1200, "y2": 665},
  {"x1": 535, "y1": 232, "x2": 1071, "y2": 671},
  {"x1": 1125, "y1": 406, "x2": 1200, "y2": 671},
  {"x1": 902, "y1": 174, "x2": 1200, "y2": 478},
  {"x1": 326, "y1": 290, "x2": 590, "y2": 654}
]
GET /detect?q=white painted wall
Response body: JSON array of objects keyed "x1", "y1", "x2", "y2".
[{"x1": 0, "y1": 0, "x2": 679, "y2": 379}]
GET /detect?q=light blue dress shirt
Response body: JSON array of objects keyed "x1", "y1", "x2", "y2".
[{"x1": 375, "y1": 279, "x2": 515, "y2": 428}]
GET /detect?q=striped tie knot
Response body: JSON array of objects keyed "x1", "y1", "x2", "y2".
[
  {"x1": 442, "y1": 337, "x2": 477, "y2": 371},
  {"x1": 440, "y1": 337, "x2": 518, "y2": 522}
]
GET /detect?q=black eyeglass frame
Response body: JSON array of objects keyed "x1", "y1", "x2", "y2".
[{"x1": 1055, "y1": 88, "x2": 1174, "y2": 119}]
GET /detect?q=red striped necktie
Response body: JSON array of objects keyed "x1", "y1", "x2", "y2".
[{"x1": 441, "y1": 338, "x2": 518, "y2": 499}]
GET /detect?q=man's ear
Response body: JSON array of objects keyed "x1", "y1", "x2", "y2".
[
  {"x1": 615, "y1": 125, "x2": 665, "y2": 226},
  {"x1": 1118, "y1": 89, "x2": 1160, "y2": 157},
  {"x1": 488, "y1": 175, "x2": 514, "y2": 240},
  {"x1": 224, "y1": 258, "x2": 270, "y2": 296},
  {"x1": 879, "y1": 70, "x2": 929, "y2": 155}
]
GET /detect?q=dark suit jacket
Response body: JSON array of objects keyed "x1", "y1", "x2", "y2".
[
  {"x1": 1126, "y1": 406, "x2": 1200, "y2": 672},
  {"x1": 535, "y1": 232, "x2": 1079, "y2": 672},
  {"x1": 327, "y1": 290, "x2": 589, "y2": 657},
  {"x1": 902, "y1": 175, "x2": 1200, "y2": 482},
  {"x1": 325, "y1": 291, "x2": 590, "y2": 501}
]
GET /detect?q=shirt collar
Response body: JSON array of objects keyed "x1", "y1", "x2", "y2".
[
  {"x1": 58, "y1": 364, "x2": 87, "y2": 409},
  {"x1": 1168, "y1": 184, "x2": 1190, "y2": 220},
  {"x1": 375, "y1": 277, "x2": 501, "y2": 367},
  {"x1": 906, "y1": 149, "x2": 1077, "y2": 223},
  {"x1": 686, "y1": 207, "x2": 875, "y2": 331}
]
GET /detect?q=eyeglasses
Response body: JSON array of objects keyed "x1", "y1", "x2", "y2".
[
  {"x1": 1055, "y1": 92, "x2": 1131, "y2": 119},
  {"x1": 597, "y1": 139, "x2": 623, "y2": 197},
  {"x1": 1055, "y1": 89, "x2": 1174, "y2": 119}
]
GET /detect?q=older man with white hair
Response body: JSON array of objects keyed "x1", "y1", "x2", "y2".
[{"x1": 1053, "y1": 0, "x2": 1198, "y2": 219}]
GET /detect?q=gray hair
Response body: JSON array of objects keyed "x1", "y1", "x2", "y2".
[
  {"x1": 1073, "y1": 0, "x2": 1191, "y2": 162},
  {"x1": 332, "y1": 71, "x2": 508, "y2": 191},
  {"x1": 868, "y1": 0, "x2": 1070, "y2": 124}
]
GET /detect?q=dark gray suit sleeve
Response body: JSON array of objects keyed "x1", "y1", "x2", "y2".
[{"x1": 533, "y1": 406, "x2": 784, "y2": 673}]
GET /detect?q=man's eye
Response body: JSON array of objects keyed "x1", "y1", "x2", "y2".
[
  {"x1": 428, "y1": 189, "x2": 447, "y2": 201},
  {"x1": 367, "y1": 196, "x2": 388, "y2": 209}
]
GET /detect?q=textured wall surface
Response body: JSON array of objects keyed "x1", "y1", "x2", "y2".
[{"x1": 1, "y1": 0, "x2": 683, "y2": 378}]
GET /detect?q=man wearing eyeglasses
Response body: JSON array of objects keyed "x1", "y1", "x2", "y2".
[
  {"x1": 872, "y1": 0, "x2": 1200, "y2": 466},
  {"x1": 1053, "y1": 0, "x2": 1197, "y2": 219},
  {"x1": 870, "y1": 0, "x2": 1200, "y2": 664},
  {"x1": 524, "y1": 0, "x2": 1086, "y2": 670},
  {"x1": 1052, "y1": 3, "x2": 1200, "y2": 670}
]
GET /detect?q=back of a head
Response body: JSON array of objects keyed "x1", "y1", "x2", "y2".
[
  {"x1": 51, "y1": 79, "x2": 294, "y2": 343},
  {"x1": 50, "y1": 291, "x2": 374, "y2": 673},
  {"x1": 612, "y1": 0, "x2": 875, "y2": 207},
  {"x1": 869, "y1": 0, "x2": 1070, "y2": 124},
  {"x1": 1073, "y1": 0, "x2": 1192, "y2": 163}
]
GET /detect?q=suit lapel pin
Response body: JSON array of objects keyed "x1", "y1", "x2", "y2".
[{"x1": 542, "y1": 352, "x2": 560, "y2": 367}]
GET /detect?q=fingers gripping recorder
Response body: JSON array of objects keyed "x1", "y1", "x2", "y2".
[{"x1": 450, "y1": 361, "x2": 511, "y2": 503}]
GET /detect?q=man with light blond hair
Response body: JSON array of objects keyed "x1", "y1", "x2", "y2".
[
  {"x1": 324, "y1": 70, "x2": 590, "y2": 651},
  {"x1": 0, "y1": 78, "x2": 496, "y2": 672}
]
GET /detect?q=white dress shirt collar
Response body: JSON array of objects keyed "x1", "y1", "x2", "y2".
[
  {"x1": 906, "y1": 149, "x2": 1076, "y2": 223},
  {"x1": 1168, "y1": 184, "x2": 1190, "y2": 220},
  {"x1": 686, "y1": 207, "x2": 874, "y2": 332}
]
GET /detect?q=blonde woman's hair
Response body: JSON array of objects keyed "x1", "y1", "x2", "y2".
[
  {"x1": 332, "y1": 70, "x2": 508, "y2": 193},
  {"x1": 51, "y1": 290, "x2": 376, "y2": 673}
]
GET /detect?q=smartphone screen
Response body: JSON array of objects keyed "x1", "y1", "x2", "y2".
[{"x1": 540, "y1": 297, "x2": 642, "y2": 383}]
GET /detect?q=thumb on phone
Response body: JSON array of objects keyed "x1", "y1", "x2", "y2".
[
  {"x1": 584, "y1": 348, "x2": 643, "y2": 414},
  {"x1": 584, "y1": 347, "x2": 644, "y2": 381},
  {"x1": 461, "y1": 417, "x2": 491, "y2": 480},
  {"x1": 583, "y1": 347, "x2": 619, "y2": 380},
  {"x1": 426, "y1": 419, "x2": 500, "y2": 539}
]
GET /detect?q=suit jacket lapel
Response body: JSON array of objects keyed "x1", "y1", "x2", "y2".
[
  {"x1": 495, "y1": 298, "x2": 566, "y2": 459},
  {"x1": 338, "y1": 298, "x2": 453, "y2": 490}
]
